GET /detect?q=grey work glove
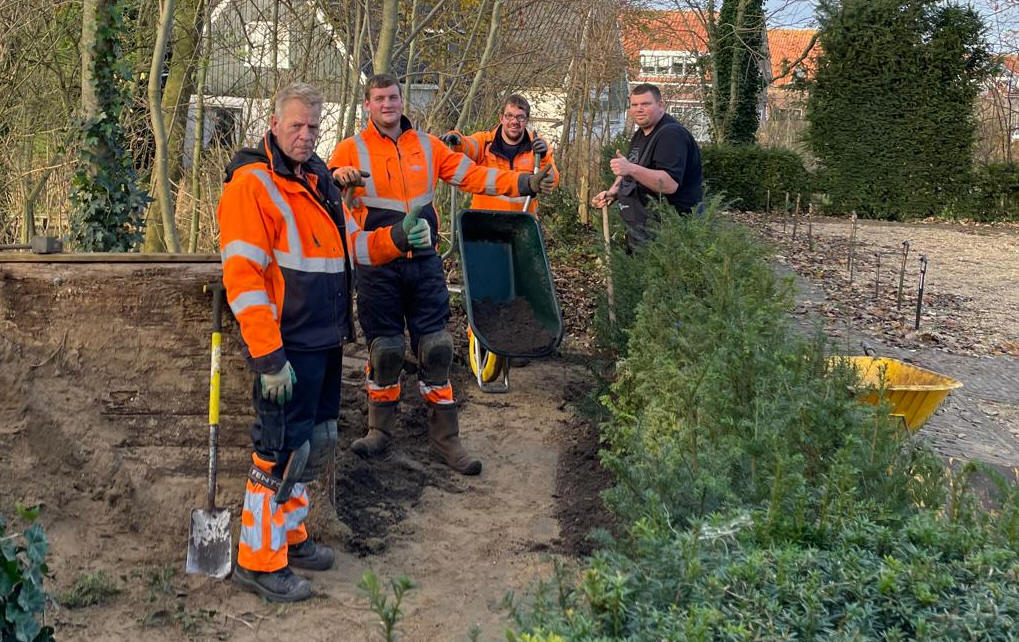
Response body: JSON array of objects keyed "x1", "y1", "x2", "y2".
[
  {"x1": 261, "y1": 360, "x2": 297, "y2": 406},
  {"x1": 439, "y1": 132, "x2": 461, "y2": 148},
  {"x1": 332, "y1": 167, "x2": 370, "y2": 188},
  {"x1": 527, "y1": 164, "x2": 555, "y2": 195},
  {"x1": 531, "y1": 137, "x2": 548, "y2": 156}
]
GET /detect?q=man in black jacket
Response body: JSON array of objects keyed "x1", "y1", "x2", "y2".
[{"x1": 592, "y1": 83, "x2": 703, "y2": 250}]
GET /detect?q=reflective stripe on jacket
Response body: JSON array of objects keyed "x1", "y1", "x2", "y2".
[
  {"x1": 328, "y1": 116, "x2": 528, "y2": 263},
  {"x1": 449, "y1": 126, "x2": 560, "y2": 215},
  {"x1": 217, "y1": 133, "x2": 397, "y2": 373}
]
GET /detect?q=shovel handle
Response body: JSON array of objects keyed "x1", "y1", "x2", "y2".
[
  {"x1": 601, "y1": 206, "x2": 617, "y2": 324},
  {"x1": 203, "y1": 284, "x2": 225, "y2": 512}
]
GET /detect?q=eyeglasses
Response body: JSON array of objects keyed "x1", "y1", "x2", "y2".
[{"x1": 501, "y1": 114, "x2": 528, "y2": 122}]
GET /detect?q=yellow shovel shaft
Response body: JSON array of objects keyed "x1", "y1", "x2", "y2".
[{"x1": 209, "y1": 331, "x2": 221, "y2": 425}]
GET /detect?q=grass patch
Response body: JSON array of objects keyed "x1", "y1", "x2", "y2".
[{"x1": 59, "y1": 570, "x2": 119, "y2": 608}]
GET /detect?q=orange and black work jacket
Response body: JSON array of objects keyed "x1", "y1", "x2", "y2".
[
  {"x1": 218, "y1": 133, "x2": 404, "y2": 373},
  {"x1": 328, "y1": 116, "x2": 535, "y2": 258},
  {"x1": 446, "y1": 126, "x2": 559, "y2": 215}
]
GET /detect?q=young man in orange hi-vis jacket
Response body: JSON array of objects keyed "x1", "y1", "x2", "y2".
[
  {"x1": 217, "y1": 82, "x2": 406, "y2": 603},
  {"x1": 329, "y1": 74, "x2": 554, "y2": 476},
  {"x1": 439, "y1": 93, "x2": 559, "y2": 215}
]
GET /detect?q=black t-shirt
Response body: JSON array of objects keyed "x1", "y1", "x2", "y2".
[{"x1": 621, "y1": 113, "x2": 703, "y2": 213}]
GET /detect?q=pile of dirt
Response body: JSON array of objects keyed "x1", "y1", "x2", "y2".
[{"x1": 471, "y1": 297, "x2": 557, "y2": 354}]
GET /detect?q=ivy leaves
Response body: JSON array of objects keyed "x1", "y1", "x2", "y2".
[{"x1": 1, "y1": 509, "x2": 54, "y2": 642}]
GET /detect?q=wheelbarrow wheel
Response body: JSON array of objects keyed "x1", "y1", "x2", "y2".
[{"x1": 467, "y1": 327, "x2": 504, "y2": 384}]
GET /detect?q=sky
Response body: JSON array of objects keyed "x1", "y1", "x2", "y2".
[{"x1": 765, "y1": 0, "x2": 1017, "y2": 50}]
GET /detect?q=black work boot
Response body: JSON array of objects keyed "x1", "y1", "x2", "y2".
[
  {"x1": 288, "y1": 539, "x2": 335, "y2": 571},
  {"x1": 233, "y1": 565, "x2": 312, "y2": 602},
  {"x1": 427, "y1": 404, "x2": 482, "y2": 475},
  {"x1": 351, "y1": 402, "x2": 396, "y2": 457}
]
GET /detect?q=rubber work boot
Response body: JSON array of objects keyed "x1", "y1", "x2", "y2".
[
  {"x1": 288, "y1": 539, "x2": 335, "y2": 571},
  {"x1": 351, "y1": 402, "x2": 396, "y2": 457},
  {"x1": 233, "y1": 565, "x2": 312, "y2": 602},
  {"x1": 427, "y1": 404, "x2": 482, "y2": 475}
]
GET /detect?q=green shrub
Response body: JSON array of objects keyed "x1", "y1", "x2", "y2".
[
  {"x1": 507, "y1": 199, "x2": 1019, "y2": 640},
  {"x1": 701, "y1": 144, "x2": 811, "y2": 211},
  {"x1": 971, "y1": 162, "x2": 1019, "y2": 222},
  {"x1": 1, "y1": 505, "x2": 54, "y2": 642}
]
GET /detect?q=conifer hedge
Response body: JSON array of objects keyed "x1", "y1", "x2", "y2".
[{"x1": 805, "y1": 0, "x2": 994, "y2": 220}]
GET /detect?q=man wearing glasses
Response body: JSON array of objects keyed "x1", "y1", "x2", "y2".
[{"x1": 439, "y1": 94, "x2": 559, "y2": 215}]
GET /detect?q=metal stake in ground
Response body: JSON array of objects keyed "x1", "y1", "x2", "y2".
[
  {"x1": 915, "y1": 255, "x2": 928, "y2": 331},
  {"x1": 897, "y1": 240, "x2": 910, "y2": 310},
  {"x1": 874, "y1": 252, "x2": 882, "y2": 300},
  {"x1": 792, "y1": 193, "x2": 801, "y2": 240},
  {"x1": 783, "y1": 191, "x2": 790, "y2": 234},
  {"x1": 807, "y1": 202, "x2": 814, "y2": 251},
  {"x1": 848, "y1": 212, "x2": 858, "y2": 286}
]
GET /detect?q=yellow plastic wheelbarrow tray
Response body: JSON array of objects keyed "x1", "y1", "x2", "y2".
[{"x1": 839, "y1": 357, "x2": 963, "y2": 431}]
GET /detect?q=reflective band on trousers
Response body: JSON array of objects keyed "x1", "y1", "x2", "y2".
[
  {"x1": 239, "y1": 481, "x2": 307, "y2": 556},
  {"x1": 250, "y1": 169, "x2": 346, "y2": 274},
  {"x1": 419, "y1": 380, "x2": 454, "y2": 405}
]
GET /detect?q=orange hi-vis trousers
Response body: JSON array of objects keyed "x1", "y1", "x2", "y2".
[
  {"x1": 365, "y1": 362, "x2": 454, "y2": 406},
  {"x1": 237, "y1": 453, "x2": 310, "y2": 572}
]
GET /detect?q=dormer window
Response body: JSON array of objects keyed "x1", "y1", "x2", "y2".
[{"x1": 639, "y1": 50, "x2": 697, "y2": 78}]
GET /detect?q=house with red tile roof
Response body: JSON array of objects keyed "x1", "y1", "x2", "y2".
[{"x1": 620, "y1": 10, "x2": 819, "y2": 145}]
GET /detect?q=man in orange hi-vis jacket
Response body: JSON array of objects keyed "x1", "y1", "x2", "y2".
[
  {"x1": 217, "y1": 82, "x2": 405, "y2": 603},
  {"x1": 329, "y1": 74, "x2": 554, "y2": 476},
  {"x1": 439, "y1": 93, "x2": 559, "y2": 215}
]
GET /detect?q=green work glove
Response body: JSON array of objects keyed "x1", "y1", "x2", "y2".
[
  {"x1": 402, "y1": 212, "x2": 432, "y2": 249},
  {"x1": 261, "y1": 360, "x2": 296, "y2": 406}
]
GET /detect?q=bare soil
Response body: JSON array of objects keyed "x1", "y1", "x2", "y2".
[
  {"x1": 0, "y1": 260, "x2": 607, "y2": 641},
  {"x1": 471, "y1": 297, "x2": 557, "y2": 355}
]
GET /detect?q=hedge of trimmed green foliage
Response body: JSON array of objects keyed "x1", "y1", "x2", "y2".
[
  {"x1": 972, "y1": 162, "x2": 1019, "y2": 221},
  {"x1": 506, "y1": 198, "x2": 1019, "y2": 641},
  {"x1": 701, "y1": 144, "x2": 811, "y2": 211}
]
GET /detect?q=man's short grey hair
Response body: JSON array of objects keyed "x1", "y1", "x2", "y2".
[{"x1": 274, "y1": 82, "x2": 324, "y2": 115}]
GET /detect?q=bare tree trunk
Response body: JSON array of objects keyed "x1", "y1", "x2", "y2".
[
  {"x1": 343, "y1": 3, "x2": 367, "y2": 138},
  {"x1": 189, "y1": 0, "x2": 212, "y2": 253},
  {"x1": 271, "y1": 0, "x2": 280, "y2": 93},
  {"x1": 454, "y1": 0, "x2": 502, "y2": 131},
  {"x1": 147, "y1": 0, "x2": 182, "y2": 253},
  {"x1": 373, "y1": 0, "x2": 398, "y2": 74},
  {"x1": 81, "y1": 0, "x2": 99, "y2": 120},
  {"x1": 403, "y1": 0, "x2": 419, "y2": 101}
]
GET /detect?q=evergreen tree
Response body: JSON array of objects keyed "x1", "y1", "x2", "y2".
[
  {"x1": 806, "y1": 0, "x2": 994, "y2": 219},
  {"x1": 712, "y1": 0, "x2": 765, "y2": 144}
]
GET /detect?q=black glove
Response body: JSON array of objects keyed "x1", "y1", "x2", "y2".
[
  {"x1": 524, "y1": 165, "x2": 554, "y2": 195},
  {"x1": 531, "y1": 137, "x2": 548, "y2": 156},
  {"x1": 439, "y1": 132, "x2": 461, "y2": 148}
]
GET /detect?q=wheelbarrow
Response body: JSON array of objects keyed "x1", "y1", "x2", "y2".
[
  {"x1": 456, "y1": 209, "x2": 564, "y2": 392},
  {"x1": 838, "y1": 356, "x2": 963, "y2": 431}
]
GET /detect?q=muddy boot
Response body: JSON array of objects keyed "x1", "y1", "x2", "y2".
[
  {"x1": 288, "y1": 539, "x2": 335, "y2": 571},
  {"x1": 351, "y1": 402, "x2": 395, "y2": 458},
  {"x1": 427, "y1": 404, "x2": 482, "y2": 475},
  {"x1": 233, "y1": 565, "x2": 312, "y2": 602}
]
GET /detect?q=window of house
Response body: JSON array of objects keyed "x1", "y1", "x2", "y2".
[
  {"x1": 245, "y1": 21, "x2": 290, "y2": 69},
  {"x1": 639, "y1": 51, "x2": 697, "y2": 79}
]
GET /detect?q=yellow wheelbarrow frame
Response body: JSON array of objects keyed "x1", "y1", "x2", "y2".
[{"x1": 837, "y1": 356, "x2": 962, "y2": 431}]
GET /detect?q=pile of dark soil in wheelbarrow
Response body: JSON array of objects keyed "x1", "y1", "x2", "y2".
[{"x1": 471, "y1": 297, "x2": 557, "y2": 354}]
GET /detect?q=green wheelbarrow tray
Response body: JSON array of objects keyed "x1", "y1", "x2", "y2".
[{"x1": 455, "y1": 209, "x2": 564, "y2": 392}]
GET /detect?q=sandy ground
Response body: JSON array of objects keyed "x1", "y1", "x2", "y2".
[{"x1": 0, "y1": 261, "x2": 599, "y2": 641}]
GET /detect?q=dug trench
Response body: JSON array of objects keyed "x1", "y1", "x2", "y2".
[{"x1": 0, "y1": 260, "x2": 612, "y2": 640}]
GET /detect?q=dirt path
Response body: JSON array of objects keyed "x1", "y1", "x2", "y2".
[
  {"x1": 737, "y1": 215, "x2": 1019, "y2": 469},
  {"x1": 0, "y1": 260, "x2": 596, "y2": 641}
]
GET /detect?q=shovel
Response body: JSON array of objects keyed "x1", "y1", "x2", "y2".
[
  {"x1": 601, "y1": 205, "x2": 617, "y2": 324},
  {"x1": 186, "y1": 282, "x2": 232, "y2": 579}
]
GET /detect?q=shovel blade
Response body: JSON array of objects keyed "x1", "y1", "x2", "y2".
[{"x1": 185, "y1": 508, "x2": 232, "y2": 579}]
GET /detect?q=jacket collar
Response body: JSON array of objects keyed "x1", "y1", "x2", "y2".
[
  {"x1": 364, "y1": 114, "x2": 415, "y2": 142},
  {"x1": 488, "y1": 125, "x2": 533, "y2": 160}
]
